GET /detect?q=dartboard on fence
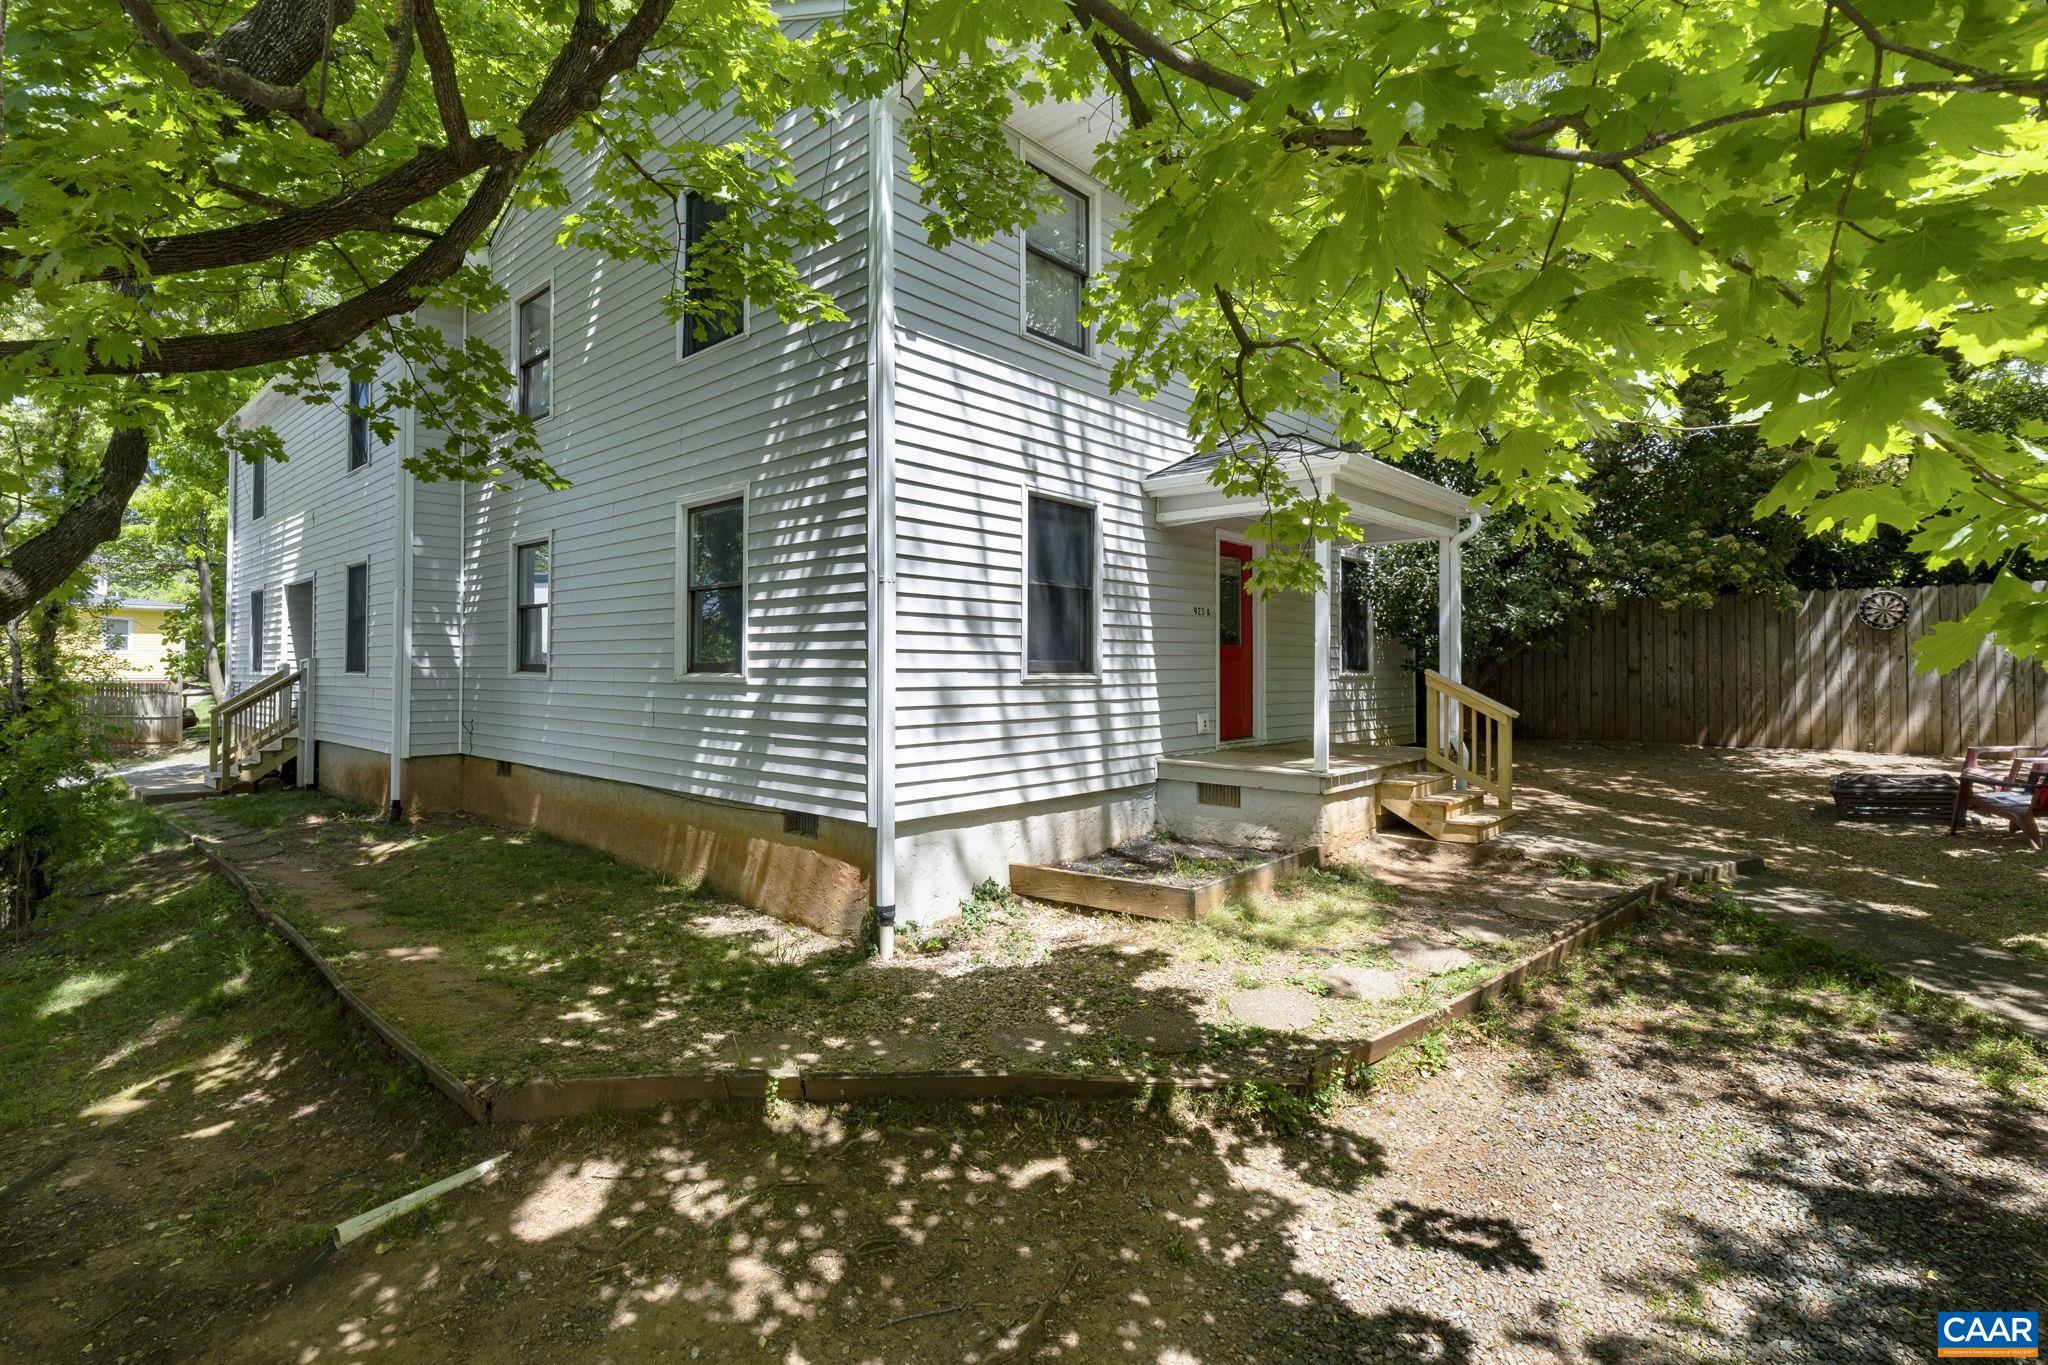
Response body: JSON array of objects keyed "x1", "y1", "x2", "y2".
[{"x1": 1858, "y1": 589, "x2": 1910, "y2": 631}]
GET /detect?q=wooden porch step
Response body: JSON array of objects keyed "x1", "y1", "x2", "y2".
[
  {"x1": 1378, "y1": 774, "x2": 1516, "y2": 844},
  {"x1": 1379, "y1": 772, "x2": 1452, "y2": 801}
]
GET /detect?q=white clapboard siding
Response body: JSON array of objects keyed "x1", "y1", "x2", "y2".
[
  {"x1": 456, "y1": 93, "x2": 873, "y2": 820},
  {"x1": 887, "y1": 113, "x2": 1422, "y2": 824},
  {"x1": 228, "y1": 350, "x2": 411, "y2": 755}
]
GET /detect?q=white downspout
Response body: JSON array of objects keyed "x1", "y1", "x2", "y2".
[
  {"x1": 1311, "y1": 479, "x2": 1333, "y2": 776},
  {"x1": 864, "y1": 94, "x2": 901, "y2": 961},
  {"x1": 388, "y1": 388, "x2": 416, "y2": 821}
]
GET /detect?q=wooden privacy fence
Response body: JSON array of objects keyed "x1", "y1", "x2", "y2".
[
  {"x1": 1483, "y1": 585, "x2": 2048, "y2": 757},
  {"x1": 83, "y1": 679, "x2": 185, "y2": 748}
]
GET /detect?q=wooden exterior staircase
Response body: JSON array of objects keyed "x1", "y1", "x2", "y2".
[
  {"x1": 208, "y1": 665, "x2": 308, "y2": 794},
  {"x1": 1380, "y1": 671, "x2": 1519, "y2": 843}
]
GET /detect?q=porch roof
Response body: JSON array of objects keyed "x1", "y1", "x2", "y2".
[{"x1": 1144, "y1": 436, "x2": 1472, "y2": 543}]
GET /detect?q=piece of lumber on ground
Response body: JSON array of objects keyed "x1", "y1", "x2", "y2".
[{"x1": 335, "y1": 1153, "x2": 508, "y2": 1246}]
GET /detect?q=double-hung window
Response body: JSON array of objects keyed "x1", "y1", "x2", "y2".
[
  {"x1": 681, "y1": 192, "x2": 740, "y2": 357},
  {"x1": 249, "y1": 458, "x2": 266, "y2": 520},
  {"x1": 518, "y1": 287, "x2": 552, "y2": 419},
  {"x1": 248, "y1": 589, "x2": 266, "y2": 671},
  {"x1": 514, "y1": 539, "x2": 551, "y2": 673},
  {"x1": 1339, "y1": 555, "x2": 1373, "y2": 673},
  {"x1": 1023, "y1": 170, "x2": 1089, "y2": 351},
  {"x1": 1025, "y1": 494, "x2": 1095, "y2": 675},
  {"x1": 345, "y1": 562, "x2": 369, "y2": 674},
  {"x1": 347, "y1": 377, "x2": 372, "y2": 470},
  {"x1": 682, "y1": 498, "x2": 744, "y2": 674},
  {"x1": 102, "y1": 617, "x2": 133, "y2": 653}
]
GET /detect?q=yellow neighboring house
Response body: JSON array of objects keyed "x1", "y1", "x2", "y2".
[{"x1": 93, "y1": 593, "x2": 181, "y2": 680}]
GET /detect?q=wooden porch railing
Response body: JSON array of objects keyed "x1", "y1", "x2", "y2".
[
  {"x1": 1424, "y1": 669, "x2": 1518, "y2": 813},
  {"x1": 209, "y1": 666, "x2": 303, "y2": 787}
]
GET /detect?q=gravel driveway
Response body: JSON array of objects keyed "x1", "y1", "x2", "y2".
[{"x1": 211, "y1": 893, "x2": 2044, "y2": 1364}]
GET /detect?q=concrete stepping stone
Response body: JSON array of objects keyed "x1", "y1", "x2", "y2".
[
  {"x1": 1388, "y1": 943, "x2": 1477, "y2": 975},
  {"x1": 1318, "y1": 966, "x2": 1407, "y2": 1002},
  {"x1": 1225, "y1": 988, "x2": 1319, "y2": 1033}
]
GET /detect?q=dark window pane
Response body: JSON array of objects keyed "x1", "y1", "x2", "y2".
[
  {"x1": 250, "y1": 459, "x2": 266, "y2": 519},
  {"x1": 346, "y1": 563, "x2": 368, "y2": 674},
  {"x1": 1027, "y1": 584, "x2": 1091, "y2": 674},
  {"x1": 1218, "y1": 556, "x2": 1242, "y2": 647},
  {"x1": 249, "y1": 590, "x2": 265, "y2": 671},
  {"x1": 682, "y1": 193, "x2": 739, "y2": 355},
  {"x1": 1027, "y1": 495, "x2": 1094, "y2": 674},
  {"x1": 515, "y1": 540, "x2": 550, "y2": 672},
  {"x1": 688, "y1": 500, "x2": 743, "y2": 589},
  {"x1": 689, "y1": 588, "x2": 742, "y2": 673},
  {"x1": 347, "y1": 378, "x2": 372, "y2": 470},
  {"x1": 519, "y1": 289, "x2": 551, "y2": 418},
  {"x1": 1341, "y1": 557, "x2": 1372, "y2": 672}
]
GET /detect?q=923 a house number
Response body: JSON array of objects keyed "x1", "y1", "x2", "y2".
[{"x1": 1192, "y1": 606, "x2": 1213, "y2": 616}]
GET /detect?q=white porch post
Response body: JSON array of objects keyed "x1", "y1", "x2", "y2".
[
  {"x1": 1313, "y1": 535, "x2": 1333, "y2": 775},
  {"x1": 1436, "y1": 534, "x2": 1463, "y2": 685}
]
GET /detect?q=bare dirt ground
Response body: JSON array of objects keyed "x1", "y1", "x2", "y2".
[
  {"x1": 8, "y1": 830, "x2": 2042, "y2": 1363},
  {"x1": 1514, "y1": 741, "x2": 2048, "y2": 958},
  {"x1": 172, "y1": 796, "x2": 1626, "y2": 1084}
]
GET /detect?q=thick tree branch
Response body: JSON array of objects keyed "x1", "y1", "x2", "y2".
[
  {"x1": 0, "y1": 427, "x2": 150, "y2": 625},
  {"x1": 1064, "y1": 0, "x2": 1262, "y2": 103},
  {"x1": 413, "y1": 0, "x2": 472, "y2": 154}
]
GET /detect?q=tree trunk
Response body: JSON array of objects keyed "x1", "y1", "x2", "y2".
[
  {"x1": 213, "y1": 0, "x2": 358, "y2": 88},
  {"x1": 195, "y1": 554, "x2": 226, "y2": 705},
  {"x1": 0, "y1": 425, "x2": 149, "y2": 626}
]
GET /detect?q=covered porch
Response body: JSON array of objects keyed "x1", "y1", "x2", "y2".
[{"x1": 1143, "y1": 438, "x2": 1518, "y2": 847}]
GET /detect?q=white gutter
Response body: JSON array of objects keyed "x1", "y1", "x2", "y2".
[
  {"x1": 864, "y1": 94, "x2": 901, "y2": 961},
  {"x1": 388, "y1": 382, "x2": 416, "y2": 820}
]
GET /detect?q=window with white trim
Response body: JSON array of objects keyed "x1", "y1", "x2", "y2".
[
  {"x1": 248, "y1": 589, "x2": 265, "y2": 671},
  {"x1": 682, "y1": 498, "x2": 744, "y2": 674},
  {"x1": 249, "y1": 458, "x2": 266, "y2": 520},
  {"x1": 1026, "y1": 494, "x2": 1095, "y2": 675},
  {"x1": 347, "y1": 377, "x2": 373, "y2": 470},
  {"x1": 514, "y1": 539, "x2": 550, "y2": 673},
  {"x1": 345, "y1": 562, "x2": 369, "y2": 674},
  {"x1": 1340, "y1": 555, "x2": 1373, "y2": 673},
  {"x1": 681, "y1": 192, "x2": 740, "y2": 357},
  {"x1": 101, "y1": 617, "x2": 133, "y2": 653},
  {"x1": 1023, "y1": 170, "x2": 1088, "y2": 351},
  {"x1": 518, "y1": 287, "x2": 552, "y2": 418}
]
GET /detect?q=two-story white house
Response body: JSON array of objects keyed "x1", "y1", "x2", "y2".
[{"x1": 224, "y1": 24, "x2": 1502, "y2": 948}]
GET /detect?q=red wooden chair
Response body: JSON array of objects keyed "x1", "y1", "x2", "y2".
[{"x1": 1950, "y1": 746, "x2": 2048, "y2": 850}]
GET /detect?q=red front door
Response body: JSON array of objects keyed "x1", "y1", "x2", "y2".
[{"x1": 1218, "y1": 542, "x2": 1255, "y2": 741}]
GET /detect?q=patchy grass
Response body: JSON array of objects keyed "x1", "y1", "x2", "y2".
[
  {"x1": 1512, "y1": 887, "x2": 2047, "y2": 1104},
  {"x1": 1178, "y1": 864, "x2": 1403, "y2": 963},
  {"x1": 0, "y1": 804, "x2": 470, "y2": 1264},
  {"x1": 209, "y1": 789, "x2": 356, "y2": 829}
]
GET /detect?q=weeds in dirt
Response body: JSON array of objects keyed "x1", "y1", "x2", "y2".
[{"x1": 209, "y1": 790, "x2": 357, "y2": 829}]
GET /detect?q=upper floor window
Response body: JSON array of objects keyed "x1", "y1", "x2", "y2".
[
  {"x1": 249, "y1": 457, "x2": 266, "y2": 520},
  {"x1": 518, "y1": 287, "x2": 552, "y2": 419},
  {"x1": 1023, "y1": 171, "x2": 1089, "y2": 352},
  {"x1": 101, "y1": 617, "x2": 133, "y2": 653},
  {"x1": 682, "y1": 497, "x2": 744, "y2": 674},
  {"x1": 248, "y1": 589, "x2": 266, "y2": 671},
  {"x1": 1339, "y1": 555, "x2": 1373, "y2": 673},
  {"x1": 347, "y1": 377, "x2": 373, "y2": 470},
  {"x1": 345, "y1": 562, "x2": 369, "y2": 674},
  {"x1": 1025, "y1": 493, "x2": 1095, "y2": 675},
  {"x1": 514, "y1": 538, "x2": 551, "y2": 673},
  {"x1": 681, "y1": 192, "x2": 740, "y2": 357}
]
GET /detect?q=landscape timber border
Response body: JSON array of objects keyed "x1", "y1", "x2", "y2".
[{"x1": 172, "y1": 816, "x2": 1762, "y2": 1124}]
